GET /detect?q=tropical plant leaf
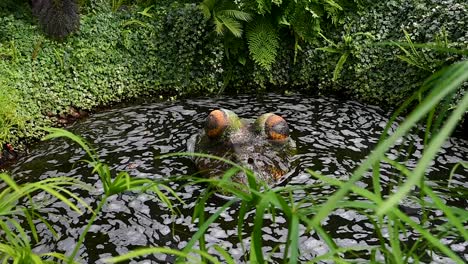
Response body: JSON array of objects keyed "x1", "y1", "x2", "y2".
[
  {"x1": 333, "y1": 51, "x2": 350, "y2": 81},
  {"x1": 218, "y1": 10, "x2": 253, "y2": 22},
  {"x1": 216, "y1": 14, "x2": 244, "y2": 37},
  {"x1": 200, "y1": 0, "x2": 215, "y2": 19},
  {"x1": 246, "y1": 18, "x2": 279, "y2": 70}
]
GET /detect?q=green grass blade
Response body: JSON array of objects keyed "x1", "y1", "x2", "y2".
[
  {"x1": 377, "y1": 90, "x2": 468, "y2": 215},
  {"x1": 423, "y1": 187, "x2": 468, "y2": 241},
  {"x1": 287, "y1": 213, "x2": 299, "y2": 264},
  {"x1": 237, "y1": 201, "x2": 248, "y2": 254},
  {"x1": 385, "y1": 157, "x2": 468, "y2": 240},
  {"x1": 333, "y1": 51, "x2": 349, "y2": 81},
  {"x1": 105, "y1": 247, "x2": 219, "y2": 263},
  {"x1": 0, "y1": 174, "x2": 21, "y2": 193},
  {"x1": 22, "y1": 209, "x2": 38, "y2": 243},
  {"x1": 310, "y1": 61, "x2": 468, "y2": 227},
  {"x1": 448, "y1": 161, "x2": 468, "y2": 187},
  {"x1": 32, "y1": 211, "x2": 59, "y2": 239},
  {"x1": 213, "y1": 245, "x2": 236, "y2": 264},
  {"x1": 251, "y1": 197, "x2": 268, "y2": 263},
  {"x1": 182, "y1": 199, "x2": 236, "y2": 256},
  {"x1": 42, "y1": 128, "x2": 96, "y2": 162},
  {"x1": 38, "y1": 186, "x2": 83, "y2": 215},
  {"x1": 393, "y1": 209, "x2": 464, "y2": 263}
]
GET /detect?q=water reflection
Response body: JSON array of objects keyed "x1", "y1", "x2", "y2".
[{"x1": 9, "y1": 94, "x2": 468, "y2": 263}]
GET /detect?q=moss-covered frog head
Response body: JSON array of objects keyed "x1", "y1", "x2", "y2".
[{"x1": 187, "y1": 109, "x2": 296, "y2": 186}]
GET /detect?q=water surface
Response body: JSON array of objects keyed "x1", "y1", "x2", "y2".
[{"x1": 9, "y1": 94, "x2": 468, "y2": 263}]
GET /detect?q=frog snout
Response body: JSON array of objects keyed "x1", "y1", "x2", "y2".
[{"x1": 236, "y1": 154, "x2": 259, "y2": 171}]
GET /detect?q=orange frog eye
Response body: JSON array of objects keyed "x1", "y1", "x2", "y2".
[
  {"x1": 265, "y1": 114, "x2": 289, "y2": 141},
  {"x1": 205, "y1": 109, "x2": 229, "y2": 138}
]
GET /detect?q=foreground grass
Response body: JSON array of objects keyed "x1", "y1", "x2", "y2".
[
  {"x1": 1, "y1": 61, "x2": 467, "y2": 263},
  {"x1": 107, "y1": 61, "x2": 468, "y2": 263}
]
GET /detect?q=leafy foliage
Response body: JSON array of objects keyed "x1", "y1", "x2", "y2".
[
  {"x1": 0, "y1": 1, "x2": 224, "y2": 146},
  {"x1": 246, "y1": 18, "x2": 279, "y2": 70},
  {"x1": 0, "y1": 127, "x2": 182, "y2": 263},
  {"x1": 41, "y1": 128, "x2": 181, "y2": 263},
  {"x1": 200, "y1": 0, "x2": 252, "y2": 37},
  {"x1": 201, "y1": 0, "x2": 358, "y2": 70},
  {"x1": 106, "y1": 61, "x2": 468, "y2": 264},
  {"x1": 0, "y1": 0, "x2": 466, "y2": 147},
  {"x1": 0, "y1": 173, "x2": 89, "y2": 263},
  {"x1": 286, "y1": 0, "x2": 468, "y2": 105},
  {"x1": 0, "y1": 87, "x2": 26, "y2": 145}
]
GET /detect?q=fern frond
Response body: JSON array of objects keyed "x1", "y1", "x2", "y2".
[
  {"x1": 217, "y1": 10, "x2": 253, "y2": 22},
  {"x1": 255, "y1": 0, "x2": 272, "y2": 15},
  {"x1": 322, "y1": 0, "x2": 343, "y2": 11},
  {"x1": 202, "y1": 0, "x2": 252, "y2": 37},
  {"x1": 247, "y1": 18, "x2": 279, "y2": 70},
  {"x1": 200, "y1": 4, "x2": 212, "y2": 19},
  {"x1": 213, "y1": 14, "x2": 226, "y2": 35},
  {"x1": 216, "y1": 14, "x2": 244, "y2": 37},
  {"x1": 288, "y1": 2, "x2": 322, "y2": 42},
  {"x1": 333, "y1": 51, "x2": 349, "y2": 81}
]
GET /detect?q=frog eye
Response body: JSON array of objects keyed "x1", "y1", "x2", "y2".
[
  {"x1": 205, "y1": 109, "x2": 229, "y2": 138},
  {"x1": 265, "y1": 114, "x2": 289, "y2": 141},
  {"x1": 255, "y1": 113, "x2": 289, "y2": 141},
  {"x1": 205, "y1": 109, "x2": 242, "y2": 139}
]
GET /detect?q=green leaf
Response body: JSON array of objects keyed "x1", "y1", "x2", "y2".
[
  {"x1": 246, "y1": 18, "x2": 279, "y2": 70},
  {"x1": 310, "y1": 61, "x2": 468, "y2": 227},
  {"x1": 218, "y1": 10, "x2": 253, "y2": 22},
  {"x1": 217, "y1": 15, "x2": 243, "y2": 37},
  {"x1": 377, "y1": 87, "x2": 468, "y2": 215},
  {"x1": 333, "y1": 51, "x2": 349, "y2": 82},
  {"x1": 213, "y1": 245, "x2": 236, "y2": 264}
]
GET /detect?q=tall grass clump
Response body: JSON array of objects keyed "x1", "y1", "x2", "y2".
[
  {"x1": 40, "y1": 128, "x2": 182, "y2": 263},
  {"x1": 106, "y1": 61, "x2": 468, "y2": 263},
  {"x1": 0, "y1": 173, "x2": 89, "y2": 263},
  {"x1": 0, "y1": 128, "x2": 182, "y2": 263}
]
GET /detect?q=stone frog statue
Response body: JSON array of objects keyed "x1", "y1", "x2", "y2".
[{"x1": 187, "y1": 109, "x2": 296, "y2": 186}]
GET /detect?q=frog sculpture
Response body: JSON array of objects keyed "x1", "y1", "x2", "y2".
[{"x1": 187, "y1": 109, "x2": 296, "y2": 186}]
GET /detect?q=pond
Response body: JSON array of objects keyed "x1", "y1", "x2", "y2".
[{"x1": 7, "y1": 94, "x2": 468, "y2": 263}]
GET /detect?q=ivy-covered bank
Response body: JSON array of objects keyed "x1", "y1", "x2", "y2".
[{"x1": 0, "y1": 0, "x2": 467, "y2": 147}]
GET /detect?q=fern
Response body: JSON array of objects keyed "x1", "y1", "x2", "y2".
[
  {"x1": 218, "y1": 10, "x2": 253, "y2": 22},
  {"x1": 203, "y1": 0, "x2": 356, "y2": 70},
  {"x1": 394, "y1": 29, "x2": 432, "y2": 72},
  {"x1": 200, "y1": 0, "x2": 215, "y2": 18},
  {"x1": 246, "y1": 18, "x2": 279, "y2": 70},
  {"x1": 255, "y1": 0, "x2": 271, "y2": 15},
  {"x1": 201, "y1": 0, "x2": 252, "y2": 37},
  {"x1": 214, "y1": 12, "x2": 244, "y2": 37}
]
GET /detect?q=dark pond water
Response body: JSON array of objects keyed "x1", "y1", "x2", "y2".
[{"x1": 7, "y1": 94, "x2": 468, "y2": 263}]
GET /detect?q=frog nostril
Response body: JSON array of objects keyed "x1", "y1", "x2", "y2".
[{"x1": 247, "y1": 158, "x2": 254, "y2": 164}]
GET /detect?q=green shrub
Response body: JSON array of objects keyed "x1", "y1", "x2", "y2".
[
  {"x1": 286, "y1": 0, "x2": 468, "y2": 105},
  {"x1": 0, "y1": 0, "x2": 466, "y2": 146},
  {"x1": 0, "y1": 1, "x2": 224, "y2": 145},
  {"x1": 0, "y1": 86, "x2": 27, "y2": 145}
]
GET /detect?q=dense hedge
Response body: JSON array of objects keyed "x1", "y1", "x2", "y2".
[
  {"x1": 289, "y1": 0, "x2": 468, "y2": 104},
  {"x1": 0, "y1": 0, "x2": 466, "y2": 147},
  {"x1": 0, "y1": 1, "x2": 224, "y2": 146},
  {"x1": 232, "y1": 0, "x2": 467, "y2": 104}
]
